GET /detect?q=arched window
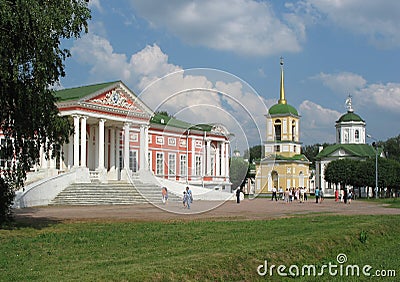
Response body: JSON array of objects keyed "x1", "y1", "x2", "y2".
[
  {"x1": 355, "y1": 129, "x2": 359, "y2": 141},
  {"x1": 271, "y1": 171, "x2": 279, "y2": 190},
  {"x1": 292, "y1": 120, "x2": 296, "y2": 141},
  {"x1": 274, "y1": 119, "x2": 282, "y2": 141}
]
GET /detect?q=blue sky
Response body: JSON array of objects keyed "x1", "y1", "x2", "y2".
[{"x1": 60, "y1": 0, "x2": 400, "y2": 152}]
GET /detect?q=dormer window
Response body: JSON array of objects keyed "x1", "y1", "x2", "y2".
[
  {"x1": 355, "y1": 129, "x2": 359, "y2": 141},
  {"x1": 274, "y1": 119, "x2": 282, "y2": 141}
]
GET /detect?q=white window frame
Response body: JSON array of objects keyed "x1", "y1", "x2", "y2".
[
  {"x1": 168, "y1": 137, "x2": 176, "y2": 146},
  {"x1": 129, "y1": 150, "x2": 138, "y2": 172},
  {"x1": 156, "y1": 136, "x2": 164, "y2": 145},
  {"x1": 156, "y1": 152, "x2": 164, "y2": 175},
  {"x1": 195, "y1": 155, "x2": 202, "y2": 176},
  {"x1": 180, "y1": 154, "x2": 187, "y2": 177},
  {"x1": 168, "y1": 153, "x2": 176, "y2": 177}
]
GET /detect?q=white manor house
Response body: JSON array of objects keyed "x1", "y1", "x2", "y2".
[{"x1": 7, "y1": 81, "x2": 233, "y2": 207}]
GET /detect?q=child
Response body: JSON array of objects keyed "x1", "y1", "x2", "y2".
[{"x1": 183, "y1": 191, "x2": 188, "y2": 208}]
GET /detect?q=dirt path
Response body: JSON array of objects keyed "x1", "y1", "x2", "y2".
[{"x1": 13, "y1": 198, "x2": 400, "y2": 223}]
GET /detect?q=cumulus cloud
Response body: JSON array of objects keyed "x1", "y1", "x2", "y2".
[
  {"x1": 355, "y1": 82, "x2": 400, "y2": 113},
  {"x1": 310, "y1": 72, "x2": 367, "y2": 93},
  {"x1": 70, "y1": 34, "x2": 268, "y2": 150},
  {"x1": 128, "y1": 0, "x2": 304, "y2": 56},
  {"x1": 291, "y1": 0, "x2": 400, "y2": 48},
  {"x1": 310, "y1": 71, "x2": 400, "y2": 114},
  {"x1": 299, "y1": 100, "x2": 341, "y2": 144}
]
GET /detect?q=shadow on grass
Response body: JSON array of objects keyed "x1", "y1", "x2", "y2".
[{"x1": 1, "y1": 208, "x2": 63, "y2": 230}]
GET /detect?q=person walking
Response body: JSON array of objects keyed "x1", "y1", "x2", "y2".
[
  {"x1": 161, "y1": 187, "x2": 168, "y2": 205},
  {"x1": 236, "y1": 188, "x2": 241, "y2": 204},
  {"x1": 271, "y1": 187, "x2": 278, "y2": 201},
  {"x1": 185, "y1": 186, "x2": 192, "y2": 209},
  {"x1": 315, "y1": 187, "x2": 320, "y2": 204}
]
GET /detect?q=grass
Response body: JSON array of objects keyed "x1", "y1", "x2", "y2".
[
  {"x1": 1, "y1": 215, "x2": 399, "y2": 281},
  {"x1": 360, "y1": 197, "x2": 400, "y2": 208}
]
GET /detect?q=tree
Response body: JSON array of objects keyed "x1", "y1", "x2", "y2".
[
  {"x1": 229, "y1": 157, "x2": 249, "y2": 191},
  {"x1": 243, "y1": 145, "x2": 263, "y2": 163},
  {"x1": 0, "y1": 0, "x2": 91, "y2": 224},
  {"x1": 383, "y1": 134, "x2": 400, "y2": 162},
  {"x1": 302, "y1": 143, "x2": 332, "y2": 169}
]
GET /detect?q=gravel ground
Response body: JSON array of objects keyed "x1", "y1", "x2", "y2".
[{"x1": 13, "y1": 198, "x2": 400, "y2": 223}]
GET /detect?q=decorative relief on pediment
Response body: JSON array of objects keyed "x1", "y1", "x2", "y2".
[{"x1": 90, "y1": 89, "x2": 143, "y2": 112}]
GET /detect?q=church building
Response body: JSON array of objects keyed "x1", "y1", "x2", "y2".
[
  {"x1": 255, "y1": 59, "x2": 310, "y2": 193},
  {"x1": 315, "y1": 95, "x2": 377, "y2": 196}
]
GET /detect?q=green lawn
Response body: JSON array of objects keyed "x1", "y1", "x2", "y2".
[
  {"x1": 360, "y1": 197, "x2": 400, "y2": 209},
  {"x1": 1, "y1": 215, "x2": 399, "y2": 281}
]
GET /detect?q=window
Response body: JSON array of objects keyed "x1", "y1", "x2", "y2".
[
  {"x1": 355, "y1": 130, "x2": 359, "y2": 141},
  {"x1": 210, "y1": 156, "x2": 215, "y2": 176},
  {"x1": 292, "y1": 120, "x2": 296, "y2": 141},
  {"x1": 147, "y1": 151, "x2": 152, "y2": 170},
  {"x1": 195, "y1": 155, "x2": 202, "y2": 176},
  {"x1": 168, "y1": 137, "x2": 176, "y2": 146},
  {"x1": 129, "y1": 150, "x2": 137, "y2": 172},
  {"x1": 156, "y1": 136, "x2": 164, "y2": 145},
  {"x1": 156, "y1": 152, "x2": 164, "y2": 175},
  {"x1": 168, "y1": 153, "x2": 176, "y2": 175},
  {"x1": 180, "y1": 155, "x2": 187, "y2": 176},
  {"x1": 274, "y1": 145, "x2": 280, "y2": 152},
  {"x1": 274, "y1": 119, "x2": 282, "y2": 141}
]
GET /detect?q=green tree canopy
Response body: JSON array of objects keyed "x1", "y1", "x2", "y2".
[{"x1": 0, "y1": 0, "x2": 91, "y2": 223}]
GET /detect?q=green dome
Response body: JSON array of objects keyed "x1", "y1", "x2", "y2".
[
  {"x1": 337, "y1": 112, "x2": 364, "y2": 123},
  {"x1": 269, "y1": 103, "x2": 298, "y2": 116}
]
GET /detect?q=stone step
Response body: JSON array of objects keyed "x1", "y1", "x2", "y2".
[{"x1": 50, "y1": 179, "x2": 181, "y2": 206}]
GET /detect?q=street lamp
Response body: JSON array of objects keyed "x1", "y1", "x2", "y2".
[{"x1": 366, "y1": 134, "x2": 378, "y2": 199}]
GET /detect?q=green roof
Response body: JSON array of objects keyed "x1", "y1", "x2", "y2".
[
  {"x1": 316, "y1": 144, "x2": 376, "y2": 159},
  {"x1": 269, "y1": 103, "x2": 298, "y2": 116},
  {"x1": 150, "y1": 114, "x2": 213, "y2": 132},
  {"x1": 261, "y1": 154, "x2": 309, "y2": 162},
  {"x1": 337, "y1": 112, "x2": 364, "y2": 123},
  {"x1": 55, "y1": 81, "x2": 120, "y2": 102}
]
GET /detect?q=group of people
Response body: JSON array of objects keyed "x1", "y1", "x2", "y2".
[
  {"x1": 272, "y1": 187, "x2": 309, "y2": 203},
  {"x1": 161, "y1": 186, "x2": 193, "y2": 209},
  {"x1": 183, "y1": 186, "x2": 193, "y2": 209}
]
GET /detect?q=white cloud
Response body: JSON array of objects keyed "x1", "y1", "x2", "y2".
[
  {"x1": 293, "y1": 0, "x2": 400, "y2": 48},
  {"x1": 70, "y1": 34, "x2": 268, "y2": 150},
  {"x1": 129, "y1": 0, "x2": 304, "y2": 56},
  {"x1": 355, "y1": 82, "x2": 400, "y2": 113},
  {"x1": 299, "y1": 100, "x2": 341, "y2": 144},
  {"x1": 88, "y1": 0, "x2": 103, "y2": 13},
  {"x1": 311, "y1": 72, "x2": 367, "y2": 93}
]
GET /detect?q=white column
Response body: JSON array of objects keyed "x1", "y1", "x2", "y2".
[
  {"x1": 80, "y1": 116, "x2": 87, "y2": 167},
  {"x1": 215, "y1": 144, "x2": 220, "y2": 176},
  {"x1": 139, "y1": 125, "x2": 149, "y2": 171},
  {"x1": 225, "y1": 142, "x2": 230, "y2": 177},
  {"x1": 206, "y1": 140, "x2": 211, "y2": 175},
  {"x1": 191, "y1": 138, "x2": 196, "y2": 176},
  {"x1": 73, "y1": 115, "x2": 80, "y2": 167},
  {"x1": 110, "y1": 127, "x2": 116, "y2": 170},
  {"x1": 123, "y1": 123, "x2": 130, "y2": 170},
  {"x1": 105, "y1": 128, "x2": 109, "y2": 170},
  {"x1": 94, "y1": 126, "x2": 99, "y2": 169},
  {"x1": 220, "y1": 142, "x2": 225, "y2": 177},
  {"x1": 144, "y1": 126, "x2": 149, "y2": 170},
  {"x1": 67, "y1": 135, "x2": 73, "y2": 169},
  {"x1": 98, "y1": 119, "x2": 106, "y2": 169}
]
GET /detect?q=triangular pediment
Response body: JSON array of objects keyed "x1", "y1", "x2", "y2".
[
  {"x1": 82, "y1": 82, "x2": 153, "y2": 118},
  {"x1": 88, "y1": 88, "x2": 141, "y2": 111}
]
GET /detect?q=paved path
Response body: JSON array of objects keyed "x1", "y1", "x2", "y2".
[{"x1": 14, "y1": 198, "x2": 400, "y2": 223}]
